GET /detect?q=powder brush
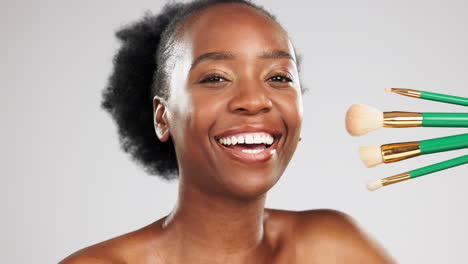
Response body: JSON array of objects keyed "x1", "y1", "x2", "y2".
[{"x1": 345, "y1": 104, "x2": 468, "y2": 136}]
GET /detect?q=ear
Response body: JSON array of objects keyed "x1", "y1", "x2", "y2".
[{"x1": 153, "y1": 96, "x2": 171, "y2": 142}]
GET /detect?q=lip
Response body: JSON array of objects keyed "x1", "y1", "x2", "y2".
[{"x1": 213, "y1": 125, "x2": 282, "y2": 164}]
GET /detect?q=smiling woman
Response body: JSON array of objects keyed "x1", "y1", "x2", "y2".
[{"x1": 59, "y1": 0, "x2": 395, "y2": 263}]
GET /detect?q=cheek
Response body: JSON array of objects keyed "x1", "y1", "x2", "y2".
[
  {"x1": 173, "y1": 92, "x2": 227, "y2": 177},
  {"x1": 189, "y1": 91, "x2": 225, "y2": 135},
  {"x1": 291, "y1": 95, "x2": 303, "y2": 128},
  {"x1": 275, "y1": 91, "x2": 302, "y2": 167},
  {"x1": 173, "y1": 92, "x2": 225, "y2": 153},
  {"x1": 277, "y1": 91, "x2": 303, "y2": 132}
]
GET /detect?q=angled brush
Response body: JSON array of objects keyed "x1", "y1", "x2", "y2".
[
  {"x1": 359, "y1": 133, "x2": 468, "y2": 167},
  {"x1": 367, "y1": 155, "x2": 468, "y2": 191}
]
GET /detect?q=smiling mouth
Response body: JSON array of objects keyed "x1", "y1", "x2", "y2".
[
  {"x1": 217, "y1": 132, "x2": 275, "y2": 152},
  {"x1": 214, "y1": 132, "x2": 280, "y2": 163}
]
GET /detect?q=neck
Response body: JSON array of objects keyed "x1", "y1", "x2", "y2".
[{"x1": 162, "y1": 180, "x2": 269, "y2": 260}]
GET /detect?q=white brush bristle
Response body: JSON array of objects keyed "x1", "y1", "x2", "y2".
[
  {"x1": 359, "y1": 146, "x2": 383, "y2": 168},
  {"x1": 367, "y1": 180, "x2": 382, "y2": 191},
  {"x1": 345, "y1": 104, "x2": 383, "y2": 136}
]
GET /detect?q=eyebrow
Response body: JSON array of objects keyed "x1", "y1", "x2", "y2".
[
  {"x1": 190, "y1": 52, "x2": 234, "y2": 70},
  {"x1": 258, "y1": 50, "x2": 295, "y2": 62},
  {"x1": 190, "y1": 50, "x2": 295, "y2": 70}
]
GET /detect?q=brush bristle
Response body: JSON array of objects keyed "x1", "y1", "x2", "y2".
[
  {"x1": 384, "y1": 88, "x2": 392, "y2": 92},
  {"x1": 359, "y1": 146, "x2": 383, "y2": 168},
  {"x1": 367, "y1": 180, "x2": 382, "y2": 191},
  {"x1": 345, "y1": 104, "x2": 383, "y2": 136}
]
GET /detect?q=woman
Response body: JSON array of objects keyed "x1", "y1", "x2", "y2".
[{"x1": 61, "y1": 0, "x2": 395, "y2": 263}]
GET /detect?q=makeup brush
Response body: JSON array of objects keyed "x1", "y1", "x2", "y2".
[
  {"x1": 385, "y1": 88, "x2": 468, "y2": 106},
  {"x1": 367, "y1": 155, "x2": 468, "y2": 191},
  {"x1": 359, "y1": 133, "x2": 468, "y2": 167},
  {"x1": 345, "y1": 104, "x2": 468, "y2": 136}
]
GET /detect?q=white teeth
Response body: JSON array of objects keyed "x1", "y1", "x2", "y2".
[
  {"x1": 253, "y1": 134, "x2": 262, "y2": 144},
  {"x1": 218, "y1": 133, "x2": 275, "y2": 146},
  {"x1": 266, "y1": 136, "x2": 274, "y2": 145},
  {"x1": 241, "y1": 149, "x2": 264, "y2": 154}
]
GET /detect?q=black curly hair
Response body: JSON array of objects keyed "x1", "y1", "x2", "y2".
[{"x1": 101, "y1": 0, "x2": 289, "y2": 180}]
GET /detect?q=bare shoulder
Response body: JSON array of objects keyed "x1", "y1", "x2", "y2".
[
  {"x1": 59, "y1": 252, "x2": 119, "y2": 264},
  {"x1": 59, "y1": 218, "x2": 166, "y2": 264},
  {"x1": 58, "y1": 238, "x2": 126, "y2": 264},
  {"x1": 292, "y1": 209, "x2": 396, "y2": 263}
]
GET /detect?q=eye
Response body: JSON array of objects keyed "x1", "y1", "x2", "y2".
[
  {"x1": 199, "y1": 74, "x2": 228, "y2": 83},
  {"x1": 267, "y1": 74, "x2": 294, "y2": 89},
  {"x1": 268, "y1": 75, "x2": 293, "y2": 83}
]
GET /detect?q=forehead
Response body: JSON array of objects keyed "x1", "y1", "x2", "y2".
[{"x1": 178, "y1": 3, "x2": 294, "y2": 58}]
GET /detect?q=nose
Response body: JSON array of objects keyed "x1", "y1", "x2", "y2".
[{"x1": 227, "y1": 82, "x2": 273, "y2": 115}]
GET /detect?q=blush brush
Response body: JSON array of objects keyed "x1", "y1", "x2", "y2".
[
  {"x1": 345, "y1": 104, "x2": 468, "y2": 136},
  {"x1": 359, "y1": 133, "x2": 468, "y2": 168}
]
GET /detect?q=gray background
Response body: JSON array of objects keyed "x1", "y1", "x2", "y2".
[{"x1": 2, "y1": 0, "x2": 468, "y2": 263}]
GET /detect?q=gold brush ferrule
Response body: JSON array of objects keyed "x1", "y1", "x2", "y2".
[
  {"x1": 381, "y1": 172, "x2": 411, "y2": 186},
  {"x1": 383, "y1": 112, "x2": 423, "y2": 127},
  {"x1": 381, "y1": 142, "x2": 421, "y2": 163},
  {"x1": 389, "y1": 88, "x2": 422, "y2": 98}
]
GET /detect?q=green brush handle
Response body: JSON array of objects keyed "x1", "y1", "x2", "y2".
[
  {"x1": 420, "y1": 133, "x2": 468, "y2": 154},
  {"x1": 421, "y1": 91, "x2": 468, "y2": 106},
  {"x1": 422, "y1": 113, "x2": 468, "y2": 127},
  {"x1": 409, "y1": 155, "x2": 468, "y2": 178}
]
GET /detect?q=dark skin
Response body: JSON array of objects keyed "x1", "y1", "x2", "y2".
[{"x1": 61, "y1": 4, "x2": 395, "y2": 263}]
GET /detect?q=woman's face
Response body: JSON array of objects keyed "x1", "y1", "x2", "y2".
[{"x1": 156, "y1": 3, "x2": 302, "y2": 198}]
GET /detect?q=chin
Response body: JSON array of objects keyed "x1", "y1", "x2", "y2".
[{"x1": 220, "y1": 168, "x2": 282, "y2": 199}]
